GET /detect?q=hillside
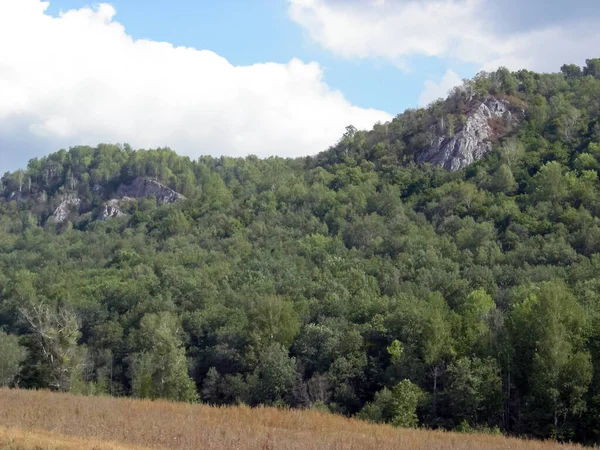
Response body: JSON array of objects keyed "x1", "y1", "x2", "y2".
[
  {"x1": 0, "y1": 389, "x2": 583, "y2": 450},
  {"x1": 1, "y1": 61, "x2": 600, "y2": 445}
]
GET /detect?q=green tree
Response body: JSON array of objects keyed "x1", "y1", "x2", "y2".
[
  {"x1": 561, "y1": 64, "x2": 582, "y2": 80},
  {"x1": 357, "y1": 387, "x2": 396, "y2": 424},
  {"x1": 201, "y1": 367, "x2": 223, "y2": 405},
  {"x1": 250, "y1": 343, "x2": 296, "y2": 405},
  {"x1": 526, "y1": 283, "x2": 592, "y2": 439},
  {"x1": 511, "y1": 282, "x2": 592, "y2": 439},
  {"x1": 584, "y1": 58, "x2": 600, "y2": 79},
  {"x1": 531, "y1": 161, "x2": 568, "y2": 203},
  {"x1": 390, "y1": 379, "x2": 425, "y2": 428},
  {"x1": 490, "y1": 164, "x2": 517, "y2": 194},
  {"x1": 247, "y1": 295, "x2": 300, "y2": 350},
  {"x1": 458, "y1": 289, "x2": 496, "y2": 354},
  {"x1": 444, "y1": 357, "x2": 503, "y2": 427},
  {"x1": 0, "y1": 330, "x2": 27, "y2": 387},
  {"x1": 130, "y1": 312, "x2": 198, "y2": 402}
]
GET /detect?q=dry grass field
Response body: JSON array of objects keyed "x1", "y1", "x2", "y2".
[
  {"x1": 0, "y1": 426, "x2": 150, "y2": 450},
  {"x1": 0, "y1": 388, "x2": 584, "y2": 450}
]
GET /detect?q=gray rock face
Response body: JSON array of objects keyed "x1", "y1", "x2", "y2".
[
  {"x1": 52, "y1": 196, "x2": 81, "y2": 223},
  {"x1": 117, "y1": 178, "x2": 185, "y2": 205},
  {"x1": 417, "y1": 98, "x2": 515, "y2": 171},
  {"x1": 98, "y1": 199, "x2": 126, "y2": 221}
]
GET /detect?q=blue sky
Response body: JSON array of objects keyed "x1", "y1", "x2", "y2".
[{"x1": 1, "y1": 0, "x2": 599, "y2": 172}]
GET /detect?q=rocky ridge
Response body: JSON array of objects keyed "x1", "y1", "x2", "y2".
[
  {"x1": 50, "y1": 178, "x2": 185, "y2": 223},
  {"x1": 417, "y1": 98, "x2": 518, "y2": 171}
]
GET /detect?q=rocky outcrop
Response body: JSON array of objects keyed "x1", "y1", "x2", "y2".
[
  {"x1": 417, "y1": 98, "x2": 517, "y2": 171},
  {"x1": 98, "y1": 199, "x2": 126, "y2": 221},
  {"x1": 52, "y1": 196, "x2": 81, "y2": 223},
  {"x1": 46, "y1": 178, "x2": 184, "y2": 224},
  {"x1": 117, "y1": 178, "x2": 185, "y2": 205},
  {"x1": 97, "y1": 197, "x2": 136, "y2": 221}
]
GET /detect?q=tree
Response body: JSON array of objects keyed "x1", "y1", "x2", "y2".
[
  {"x1": 495, "y1": 67, "x2": 518, "y2": 95},
  {"x1": 201, "y1": 367, "x2": 222, "y2": 404},
  {"x1": 19, "y1": 303, "x2": 85, "y2": 392},
  {"x1": 511, "y1": 282, "x2": 592, "y2": 439},
  {"x1": 531, "y1": 161, "x2": 567, "y2": 203},
  {"x1": 247, "y1": 295, "x2": 300, "y2": 350},
  {"x1": 358, "y1": 379, "x2": 425, "y2": 427},
  {"x1": 558, "y1": 106, "x2": 582, "y2": 141},
  {"x1": 526, "y1": 283, "x2": 592, "y2": 439},
  {"x1": 574, "y1": 153, "x2": 600, "y2": 172},
  {"x1": 444, "y1": 357, "x2": 503, "y2": 427},
  {"x1": 490, "y1": 164, "x2": 517, "y2": 194},
  {"x1": 390, "y1": 380, "x2": 425, "y2": 428},
  {"x1": 0, "y1": 330, "x2": 27, "y2": 387},
  {"x1": 584, "y1": 59, "x2": 600, "y2": 79},
  {"x1": 561, "y1": 64, "x2": 582, "y2": 80},
  {"x1": 387, "y1": 340, "x2": 403, "y2": 364},
  {"x1": 250, "y1": 343, "x2": 296, "y2": 405},
  {"x1": 130, "y1": 312, "x2": 198, "y2": 402},
  {"x1": 202, "y1": 173, "x2": 232, "y2": 210},
  {"x1": 457, "y1": 289, "x2": 496, "y2": 354},
  {"x1": 357, "y1": 387, "x2": 396, "y2": 423}
]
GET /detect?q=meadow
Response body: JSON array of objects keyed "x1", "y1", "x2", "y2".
[{"x1": 0, "y1": 389, "x2": 584, "y2": 450}]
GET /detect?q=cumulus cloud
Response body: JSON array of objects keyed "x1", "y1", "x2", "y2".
[
  {"x1": 479, "y1": 22, "x2": 600, "y2": 73},
  {"x1": 418, "y1": 70, "x2": 463, "y2": 107},
  {"x1": 0, "y1": 0, "x2": 391, "y2": 171},
  {"x1": 288, "y1": 0, "x2": 600, "y2": 102},
  {"x1": 289, "y1": 0, "x2": 488, "y2": 68},
  {"x1": 288, "y1": 0, "x2": 600, "y2": 72}
]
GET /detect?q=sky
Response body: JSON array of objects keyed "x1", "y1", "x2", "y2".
[{"x1": 1, "y1": 0, "x2": 599, "y2": 172}]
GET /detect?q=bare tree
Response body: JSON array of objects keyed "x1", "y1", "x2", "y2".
[
  {"x1": 502, "y1": 138, "x2": 525, "y2": 168},
  {"x1": 19, "y1": 303, "x2": 85, "y2": 392}
]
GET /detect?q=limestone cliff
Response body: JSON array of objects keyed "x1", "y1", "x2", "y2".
[{"x1": 416, "y1": 98, "x2": 518, "y2": 171}]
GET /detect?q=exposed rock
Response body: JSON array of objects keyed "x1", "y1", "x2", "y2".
[
  {"x1": 417, "y1": 98, "x2": 517, "y2": 171},
  {"x1": 52, "y1": 196, "x2": 81, "y2": 223},
  {"x1": 117, "y1": 178, "x2": 185, "y2": 205},
  {"x1": 97, "y1": 197, "x2": 135, "y2": 221},
  {"x1": 98, "y1": 199, "x2": 125, "y2": 221}
]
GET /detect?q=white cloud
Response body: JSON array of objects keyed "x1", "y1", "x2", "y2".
[
  {"x1": 418, "y1": 70, "x2": 463, "y2": 107},
  {"x1": 288, "y1": 0, "x2": 494, "y2": 67},
  {"x1": 0, "y1": 0, "x2": 391, "y2": 168},
  {"x1": 288, "y1": 0, "x2": 600, "y2": 76},
  {"x1": 479, "y1": 22, "x2": 600, "y2": 73},
  {"x1": 288, "y1": 0, "x2": 600, "y2": 110}
]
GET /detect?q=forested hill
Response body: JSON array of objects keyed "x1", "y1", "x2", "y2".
[{"x1": 1, "y1": 60, "x2": 600, "y2": 444}]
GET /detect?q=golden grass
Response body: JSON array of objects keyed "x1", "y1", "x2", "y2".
[
  {"x1": 0, "y1": 388, "x2": 583, "y2": 450},
  {"x1": 0, "y1": 426, "x2": 150, "y2": 450}
]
